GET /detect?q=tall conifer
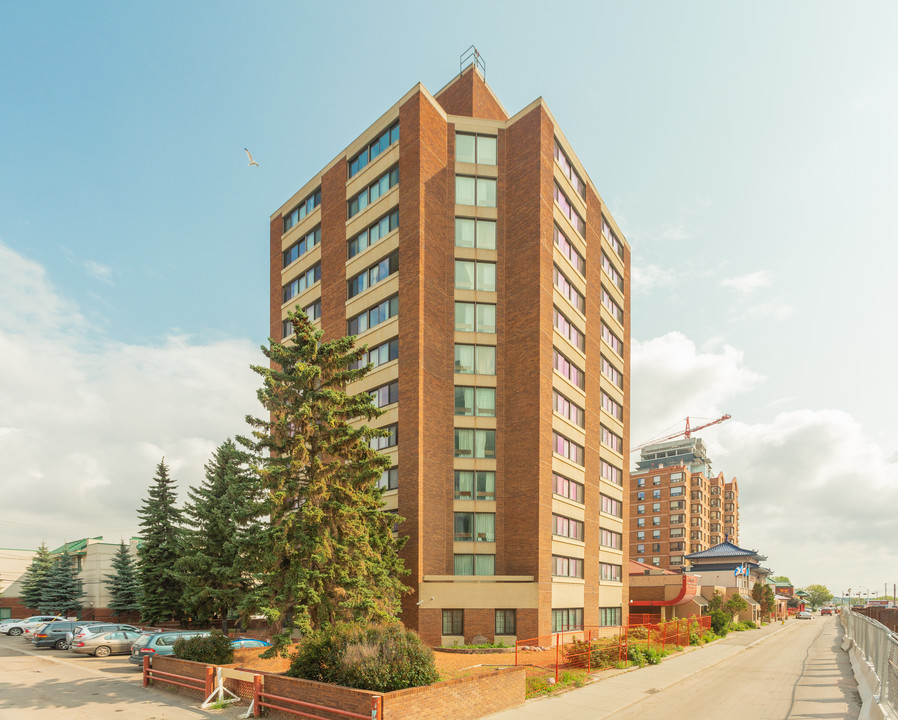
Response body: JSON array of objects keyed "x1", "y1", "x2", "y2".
[
  {"x1": 136, "y1": 459, "x2": 185, "y2": 624},
  {"x1": 105, "y1": 541, "x2": 141, "y2": 617},
  {"x1": 178, "y1": 439, "x2": 263, "y2": 633},
  {"x1": 39, "y1": 549, "x2": 83, "y2": 616},
  {"x1": 242, "y1": 309, "x2": 408, "y2": 652},
  {"x1": 21, "y1": 543, "x2": 54, "y2": 612}
]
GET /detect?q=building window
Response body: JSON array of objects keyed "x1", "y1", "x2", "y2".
[
  {"x1": 353, "y1": 337, "x2": 397, "y2": 370},
  {"x1": 601, "y1": 217, "x2": 625, "y2": 260},
  {"x1": 671, "y1": 472, "x2": 685, "y2": 483},
  {"x1": 348, "y1": 166, "x2": 399, "y2": 218},
  {"x1": 455, "y1": 260, "x2": 497, "y2": 291},
  {"x1": 601, "y1": 494, "x2": 622, "y2": 517},
  {"x1": 283, "y1": 226, "x2": 321, "y2": 267},
  {"x1": 454, "y1": 344, "x2": 496, "y2": 375},
  {"x1": 303, "y1": 299, "x2": 322, "y2": 322},
  {"x1": 671, "y1": 486, "x2": 685, "y2": 497},
  {"x1": 442, "y1": 609, "x2": 463, "y2": 635},
  {"x1": 637, "y1": 518, "x2": 645, "y2": 527},
  {"x1": 652, "y1": 517, "x2": 661, "y2": 526},
  {"x1": 348, "y1": 209, "x2": 399, "y2": 259},
  {"x1": 600, "y1": 607, "x2": 622, "y2": 627},
  {"x1": 553, "y1": 184, "x2": 585, "y2": 236},
  {"x1": 495, "y1": 609, "x2": 516, "y2": 635},
  {"x1": 283, "y1": 188, "x2": 321, "y2": 233},
  {"x1": 456, "y1": 133, "x2": 497, "y2": 165},
  {"x1": 600, "y1": 529, "x2": 622, "y2": 550},
  {"x1": 552, "y1": 608, "x2": 583, "y2": 633},
  {"x1": 637, "y1": 491, "x2": 645, "y2": 501},
  {"x1": 652, "y1": 530, "x2": 662, "y2": 539},
  {"x1": 651, "y1": 557, "x2": 661, "y2": 567},
  {"x1": 601, "y1": 286, "x2": 624, "y2": 325},
  {"x1": 553, "y1": 349, "x2": 585, "y2": 390},
  {"x1": 601, "y1": 323, "x2": 624, "y2": 357},
  {"x1": 553, "y1": 432, "x2": 584, "y2": 467},
  {"x1": 454, "y1": 470, "x2": 495, "y2": 500},
  {"x1": 671, "y1": 528, "x2": 685, "y2": 538},
  {"x1": 347, "y1": 295, "x2": 398, "y2": 335},
  {"x1": 554, "y1": 225, "x2": 585, "y2": 275},
  {"x1": 553, "y1": 306, "x2": 585, "y2": 352},
  {"x1": 652, "y1": 503, "x2": 661, "y2": 512},
  {"x1": 348, "y1": 121, "x2": 399, "y2": 178},
  {"x1": 670, "y1": 555, "x2": 684, "y2": 566},
  {"x1": 348, "y1": 251, "x2": 399, "y2": 299},
  {"x1": 600, "y1": 425, "x2": 623, "y2": 453},
  {"x1": 454, "y1": 386, "x2": 496, "y2": 417},
  {"x1": 369, "y1": 381, "x2": 399, "y2": 409},
  {"x1": 283, "y1": 263, "x2": 321, "y2": 303},
  {"x1": 553, "y1": 265, "x2": 585, "y2": 314},
  {"x1": 636, "y1": 531, "x2": 645, "y2": 540},
  {"x1": 454, "y1": 429, "x2": 496, "y2": 459},
  {"x1": 553, "y1": 390, "x2": 585, "y2": 428},
  {"x1": 553, "y1": 141, "x2": 585, "y2": 198},
  {"x1": 552, "y1": 513, "x2": 584, "y2": 541},
  {"x1": 552, "y1": 555, "x2": 584, "y2": 578},
  {"x1": 601, "y1": 460, "x2": 622, "y2": 486},
  {"x1": 455, "y1": 217, "x2": 497, "y2": 249},
  {"x1": 653, "y1": 476, "x2": 661, "y2": 486},
  {"x1": 637, "y1": 544, "x2": 645, "y2": 554},
  {"x1": 454, "y1": 512, "x2": 495, "y2": 542},
  {"x1": 369, "y1": 423, "x2": 398, "y2": 451},
  {"x1": 453, "y1": 554, "x2": 495, "y2": 575},
  {"x1": 378, "y1": 466, "x2": 398, "y2": 491},
  {"x1": 600, "y1": 356, "x2": 623, "y2": 389},
  {"x1": 455, "y1": 302, "x2": 496, "y2": 333},
  {"x1": 553, "y1": 473, "x2": 584, "y2": 504},
  {"x1": 600, "y1": 563, "x2": 622, "y2": 582},
  {"x1": 602, "y1": 253, "x2": 624, "y2": 292},
  {"x1": 455, "y1": 175, "x2": 497, "y2": 207},
  {"x1": 636, "y1": 477, "x2": 645, "y2": 488},
  {"x1": 637, "y1": 504, "x2": 645, "y2": 515}
]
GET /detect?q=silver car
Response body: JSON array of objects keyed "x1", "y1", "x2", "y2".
[
  {"x1": 66, "y1": 622, "x2": 137, "y2": 647},
  {"x1": 70, "y1": 629, "x2": 143, "y2": 657},
  {"x1": 2, "y1": 616, "x2": 62, "y2": 637}
]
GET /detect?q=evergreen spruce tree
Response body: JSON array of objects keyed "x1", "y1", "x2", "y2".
[
  {"x1": 21, "y1": 543, "x2": 54, "y2": 612},
  {"x1": 242, "y1": 309, "x2": 408, "y2": 653},
  {"x1": 137, "y1": 459, "x2": 185, "y2": 625},
  {"x1": 39, "y1": 549, "x2": 84, "y2": 616},
  {"x1": 177, "y1": 439, "x2": 263, "y2": 633},
  {"x1": 104, "y1": 541, "x2": 141, "y2": 617}
]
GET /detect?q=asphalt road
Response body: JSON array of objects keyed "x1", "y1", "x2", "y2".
[{"x1": 0, "y1": 635, "x2": 244, "y2": 719}]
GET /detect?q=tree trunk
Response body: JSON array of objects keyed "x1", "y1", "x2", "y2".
[{"x1": 221, "y1": 609, "x2": 228, "y2": 635}]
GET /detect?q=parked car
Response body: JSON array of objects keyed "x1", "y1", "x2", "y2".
[
  {"x1": 71, "y1": 629, "x2": 143, "y2": 657},
  {"x1": 230, "y1": 638, "x2": 271, "y2": 649},
  {"x1": 31, "y1": 621, "x2": 80, "y2": 649},
  {"x1": 128, "y1": 630, "x2": 211, "y2": 666},
  {"x1": 2, "y1": 616, "x2": 63, "y2": 637},
  {"x1": 0, "y1": 619, "x2": 23, "y2": 633},
  {"x1": 796, "y1": 610, "x2": 812, "y2": 620},
  {"x1": 820, "y1": 607, "x2": 833, "y2": 616},
  {"x1": 66, "y1": 622, "x2": 138, "y2": 647}
]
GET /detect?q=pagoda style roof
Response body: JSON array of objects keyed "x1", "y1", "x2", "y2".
[{"x1": 685, "y1": 540, "x2": 767, "y2": 562}]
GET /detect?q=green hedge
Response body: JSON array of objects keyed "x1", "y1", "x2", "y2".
[{"x1": 173, "y1": 632, "x2": 234, "y2": 665}]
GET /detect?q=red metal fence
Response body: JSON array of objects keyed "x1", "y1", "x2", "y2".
[{"x1": 515, "y1": 615, "x2": 711, "y2": 692}]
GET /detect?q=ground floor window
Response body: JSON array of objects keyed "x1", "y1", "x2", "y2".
[
  {"x1": 599, "y1": 606, "x2": 622, "y2": 627},
  {"x1": 495, "y1": 609, "x2": 516, "y2": 635},
  {"x1": 442, "y1": 609, "x2": 464, "y2": 635},
  {"x1": 551, "y1": 608, "x2": 583, "y2": 633}
]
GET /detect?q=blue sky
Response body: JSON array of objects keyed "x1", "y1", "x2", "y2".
[{"x1": 1, "y1": 1, "x2": 896, "y2": 598}]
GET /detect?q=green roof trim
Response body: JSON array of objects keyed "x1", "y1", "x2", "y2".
[{"x1": 49, "y1": 537, "x2": 103, "y2": 555}]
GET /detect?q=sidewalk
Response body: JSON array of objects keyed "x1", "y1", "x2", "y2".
[{"x1": 483, "y1": 621, "x2": 800, "y2": 719}]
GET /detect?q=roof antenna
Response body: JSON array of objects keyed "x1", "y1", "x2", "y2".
[{"x1": 460, "y1": 45, "x2": 485, "y2": 79}]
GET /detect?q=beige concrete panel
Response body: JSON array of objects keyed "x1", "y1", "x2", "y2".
[
  {"x1": 552, "y1": 205, "x2": 586, "y2": 251},
  {"x1": 552, "y1": 329, "x2": 586, "y2": 366},
  {"x1": 451, "y1": 118, "x2": 507, "y2": 134},
  {"x1": 0, "y1": 548, "x2": 35, "y2": 596},
  {"x1": 597, "y1": 585, "x2": 624, "y2": 607},
  {"x1": 452, "y1": 500, "x2": 497, "y2": 512},
  {"x1": 279, "y1": 205, "x2": 322, "y2": 243},
  {"x1": 420, "y1": 580, "x2": 539, "y2": 609},
  {"x1": 551, "y1": 372, "x2": 586, "y2": 404},
  {"x1": 453, "y1": 205, "x2": 498, "y2": 220},
  {"x1": 456, "y1": 373, "x2": 497, "y2": 388},
  {"x1": 551, "y1": 538, "x2": 585, "y2": 557},
  {"x1": 344, "y1": 230, "x2": 399, "y2": 277},
  {"x1": 552, "y1": 581, "x2": 585, "y2": 608},
  {"x1": 346, "y1": 362, "x2": 399, "y2": 396},
  {"x1": 553, "y1": 250, "x2": 586, "y2": 290},
  {"x1": 454, "y1": 162, "x2": 498, "y2": 179},
  {"x1": 452, "y1": 416, "x2": 497, "y2": 430},
  {"x1": 552, "y1": 166, "x2": 587, "y2": 219},
  {"x1": 453, "y1": 458, "x2": 497, "y2": 472},
  {"x1": 344, "y1": 271, "x2": 399, "y2": 319},
  {"x1": 381, "y1": 491, "x2": 398, "y2": 512},
  {"x1": 551, "y1": 452, "x2": 585, "y2": 480},
  {"x1": 350, "y1": 317, "x2": 398, "y2": 353},
  {"x1": 552, "y1": 497, "x2": 585, "y2": 522},
  {"x1": 345, "y1": 144, "x2": 400, "y2": 197},
  {"x1": 551, "y1": 414, "x2": 586, "y2": 446},
  {"x1": 452, "y1": 247, "x2": 498, "y2": 263},
  {"x1": 344, "y1": 186, "x2": 399, "y2": 236},
  {"x1": 452, "y1": 542, "x2": 497, "y2": 554}
]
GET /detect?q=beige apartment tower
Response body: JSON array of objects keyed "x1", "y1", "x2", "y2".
[{"x1": 270, "y1": 65, "x2": 631, "y2": 645}]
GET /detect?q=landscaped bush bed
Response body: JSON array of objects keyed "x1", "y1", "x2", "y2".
[{"x1": 173, "y1": 632, "x2": 234, "y2": 665}]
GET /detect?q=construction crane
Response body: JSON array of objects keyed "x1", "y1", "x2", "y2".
[{"x1": 631, "y1": 414, "x2": 732, "y2": 453}]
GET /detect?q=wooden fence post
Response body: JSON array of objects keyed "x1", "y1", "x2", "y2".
[
  {"x1": 143, "y1": 655, "x2": 150, "y2": 687},
  {"x1": 370, "y1": 695, "x2": 382, "y2": 720},
  {"x1": 253, "y1": 674, "x2": 263, "y2": 718}
]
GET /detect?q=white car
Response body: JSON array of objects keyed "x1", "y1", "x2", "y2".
[
  {"x1": 2, "y1": 616, "x2": 63, "y2": 637},
  {"x1": 0, "y1": 619, "x2": 23, "y2": 634}
]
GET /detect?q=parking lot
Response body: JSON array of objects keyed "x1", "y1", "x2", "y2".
[{"x1": 0, "y1": 634, "x2": 243, "y2": 719}]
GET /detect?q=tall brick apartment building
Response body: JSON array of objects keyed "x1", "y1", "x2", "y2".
[
  {"x1": 629, "y1": 438, "x2": 739, "y2": 572},
  {"x1": 269, "y1": 64, "x2": 631, "y2": 645}
]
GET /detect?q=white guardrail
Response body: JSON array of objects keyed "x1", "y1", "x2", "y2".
[{"x1": 841, "y1": 609, "x2": 898, "y2": 720}]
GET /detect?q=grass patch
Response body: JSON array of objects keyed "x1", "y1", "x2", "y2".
[{"x1": 525, "y1": 669, "x2": 587, "y2": 697}]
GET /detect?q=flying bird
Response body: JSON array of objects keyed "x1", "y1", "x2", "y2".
[{"x1": 244, "y1": 148, "x2": 259, "y2": 167}]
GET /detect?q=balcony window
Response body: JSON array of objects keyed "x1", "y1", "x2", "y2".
[{"x1": 455, "y1": 218, "x2": 496, "y2": 249}]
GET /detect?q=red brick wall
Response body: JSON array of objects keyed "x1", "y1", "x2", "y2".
[
  {"x1": 383, "y1": 667, "x2": 525, "y2": 720},
  {"x1": 260, "y1": 673, "x2": 377, "y2": 720},
  {"x1": 0, "y1": 598, "x2": 33, "y2": 617},
  {"x1": 150, "y1": 656, "x2": 211, "y2": 700},
  {"x1": 434, "y1": 68, "x2": 508, "y2": 122},
  {"x1": 320, "y1": 162, "x2": 347, "y2": 342},
  {"x1": 270, "y1": 216, "x2": 283, "y2": 342}
]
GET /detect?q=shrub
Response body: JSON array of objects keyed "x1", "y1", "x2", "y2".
[
  {"x1": 709, "y1": 609, "x2": 730, "y2": 636},
  {"x1": 287, "y1": 624, "x2": 439, "y2": 692},
  {"x1": 563, "y1": 638, "x2": 618, "y2": 670},
  {"x1": 173, "y1": 632, "x2": 234, "y2": 665}
]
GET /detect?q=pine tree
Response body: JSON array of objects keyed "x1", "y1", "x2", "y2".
[
  {"x1": 242, "y1": 309, "x2": 408, "y2": 653},
  {"x1": 105, "y1": 541, "x2": 141, "y2": 617},
  {"x1": 39, "y1": 550, "x2": 84, "y2": 616},
  {"x1": 177, "y1": 439, "x2": 263, "y2": 633},
  {"x1": 21, "y1": 543, "x2": 54, "y2": 612},
  {"x1": 137, "y1": 459, "x2": 185, "y2": 625}
]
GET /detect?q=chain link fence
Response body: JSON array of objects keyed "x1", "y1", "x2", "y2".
[{"x1": 841, "y1": 607, "x2": 898, "y2": 718}]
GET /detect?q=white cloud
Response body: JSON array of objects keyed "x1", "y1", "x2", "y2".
[
  {"x1": 84, "y1": 260, "x2": 114, "y2": 284},
  {"x1": 720, "y1": 270, "x2": 772, "y2": 295},
  {"x1": 632, "y1": 330, "x2": 898, "y2": 593},
  {"x1": 0, "y1": 241, "x2": 261, "y2": 548},
  {"x1": 632, "y1": 263, "x2": 678, "y2": 294}
]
